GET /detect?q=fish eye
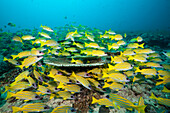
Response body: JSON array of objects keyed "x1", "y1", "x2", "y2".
[
  {"x1": 71, "y1": 95, "x2": 74, "y2": 98},
  {"x1": 35, "y1": 95, "x2": 40, "y2": 98},
  {"x1": 47, "y1": 89, "x2": 51, "y2": 93},
  {"x1": 98, "y1": 84, "x2": 101, "y2": 88},
  {"x1": 55, "y1": 87, "x2": 58, "y2": 90},
  {"x1": 32, "y1": 83, "x2": 36, "y2": 88},
  {"x1": 69, "y1": 80, "x2": 72, "y2": 83},
  {"x1": 44, "y1": 106, "x2": 49, "y2": 109},
  {"x1": 71, "y1": 108, "x2": 76, "y2": 112},
  {"x1": 106, "y1": 95, "x2": 109, "y2": 99},
  {"x1": 28, "y1": 70, "x2": 32, "y2": 72},
  {"x1": 37, "y1": 56, "x2": 41, "y2": 58},
  {"x1": 16, "y1": 62, "x2": 20, "y2": 65},
  {"x1": 76, "y1": 81, "x2": 80, "y2": 84},
  {"x1": 88, "y1": 85, "x2": 91, "y2": 88}
]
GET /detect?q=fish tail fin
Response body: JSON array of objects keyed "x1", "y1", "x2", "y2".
[
  {"x1": 3, "y1": 86, "x2": 9, "y2": 93},
  {"x1": 3, "y1": 57, "x2": 8, "y2": 61},
  {"x1": 40, "y1": 42, "x2": 45, "y2": 47},
  {"x1": 57, "y1": 82, "x2": 64, "y2": 89},
  {"x1": 134, "y1": 105, "x2": 146, "y2": 113},
  {"x1": 84, "y1": 42, "x2": 88, "y2": 47},
  {"x1": 47, "y1": 49, "x2": 51, "y2": 54},
  {"x1": 73, "y1": 42, "x2": 76, "y2": 45},
  {"x1": 16, "y1": 65, "x2": 23, "y2": 70},
  {"x1": 135, "y1": 67, "x2": 141, "y2": 73},
  {"x1": 64, "y1": 48, "x2": 67, "y2": 51},
  {"x1": 12, "y1": 106, "x2": 21, "y2": 113},
  {"x1": 139, "y1": 43, "x2": 144, "y2": 48},
  {"x1": 150, "y1": 92, "x2": 157, "y2": 99},
  {"x1": 5, "y1": 91, "x2": 14, "y2": 100},
  {"x1": 128, "y1": 56, "x2": 134, "y2": 60},
  {"x1": 108, "y1": 64, "x2": 114, "y2": 70},
  {"x1": 100, "y1": 34, "x2": 103, "y2": 38},
  {"x1": 74, "y1": 29, "x2": 78, "y2": 34},
  {"x1": 32, "y1": 41, "x2": 35, "y2": 45},
  {"x1": 108, "y1": 45, "x2": 112, "y2": 50},
  {"x1": 91, "y1": 96, "x2": 98, "y2": 104},
  {"x1": 40, "y1": 24, "x2": 43, "y2": 27},
  {"x1": 102, "y1": 82, "x2": 110, "y2": 88},
  {"x1": 11, "y1": 55, "x2": 17, "y2": 60},
  {"x1": 102, "y1": 72, "x2": 108, "y2": 78},
  {"x1": 71, "y1": 58, "x2": 75, "y2": 63}
]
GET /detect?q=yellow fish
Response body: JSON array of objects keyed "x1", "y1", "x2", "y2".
[
  {"x1": 71, "y1": 72, "x2": 91, "y2": 90},
  {"x1": 135, "y1": 67, "x2": 157, "y2": 76},
  {"x1": 103, "y1": 82, "x2": 124, "y2": 91},
  {"x1": 12, "y1": 103, "x2": 50, "y2": 113},
  {"x1": 40, "y1": 24, "x2": 53, "y2": 32},
  {"x1": 21, "y1": 35, "x2": 35, "y2": 40},
  {"x1": 57, "y1": 91, "x2": 74, "y2": 100},
  {"x1": 26, "y1": 76, "x2": 37, "y2": 88},
  {"x1": 92, "y1": 96, "x2": 114, "y2": 107},
  {"x1": 108, "y1": 62, "x2": 133, "y2": 71},
  {"x1": 14, "y1": 70, "x2": 30, "y2": 83},
  {"x1": 33, "y1": 69, "x2": 43, "y2": 81},
  {"x1": 127, "y1": 43, "x2": 144, "y2": 49},
  {"x1": 16, "y1": 56, "x2": 43, "y2": 70},
  {"x1": 38, "y1": 32, "x2": 51, "y2": 39},
  {"x1": 150, "y1": 93, "x2": 170, "y2": 106},
  {"x1": 3, "y1": 57, "x2": 20, "y2": 65},
  {"x1": 162, "y1": 86, "x2": 170, "y2": 93},
  {"x1": 51, "y1": 106, "x2": 76, "y2": 113},
  {"x1": 6, "y1": 91, "x2": 40, "y2": 101},
  {"x1": 107, "y1": 93, "x2": 146, "y2": 112},
  {"x1": 41, "y1": 40, "x2": 58, "y2": 47},
  {"x1": 11, "y1": 51, "x2": 31, "y2": 59},
  {"x1": 71, "y1": 58, "x2": 83, "y2": 64},
  {"x1": 37, "y1": 84, "x2": 51, "y2": 94},
  {"x1": 12, "y1": 36, "x2": 23, "y2": 44}
]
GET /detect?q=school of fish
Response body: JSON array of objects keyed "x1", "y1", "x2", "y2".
[{"x1": 2, "y1": 24, "x2": 170, "y2": 113}]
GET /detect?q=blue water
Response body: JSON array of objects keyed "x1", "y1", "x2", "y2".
[{"x1": 0, "y1": 0, "x2": 170, "y2": 32}]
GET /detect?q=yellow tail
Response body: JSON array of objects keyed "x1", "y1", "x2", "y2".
[
  {"x1": 108, "y1": 45, "x2": 112, "y2": 50},
  {"x1": 91, "y1": 96, "x2": 98, "y2": 104},
  {"x1": 5, "y1": 91, "x2": 14, "y2": 100},
  {"x1": 57, "y1": 82, "x2": 65, "y2": 89},
  {"x1": 71, "y1": 58, "x2": 76, "y2": 63},
  {"x1": 12, "y1": 106, "x2": 21, "y2": 113},
  {"x1": 149, "y1": 93, "x2": 157, "y2": 100},
  {"x1": 3, "y1": 57, "x2": 8, "y2": 61},
  {"x1": 139, "y1": 43, "x2": 144, "y2": 48},
  {"x1": 108, "y1": 64, "x2": 114, "y2": 70},
  {"x1": 135, "y1": 67, "x2": 141, "y2": 73},
  {"x1": 102, "y1": 72, "x2": 108, "y2": 78},
  {"x1": 102, "y1": 82, "x2": 110, "y2": 88},
  {"x1": 134, "y1": 105, "x2": 146, "y2": 113}
]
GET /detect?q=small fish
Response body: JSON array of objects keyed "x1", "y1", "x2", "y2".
[
  {"x1": 135, "y1": 67, "x2": 157, "y2": 76},
  {"x1": 105, "y1": 29, "x2": 116, "y2": 35},
  {"x1": 41, "y1": 40, "x2": 58, "y2": 47},
  {"x1": 123, "y1": 71, "x2": 136, "y2": 77},
  {"x1": 8, "y1": 22, "x2": 16, "y2": 27},
  {"x1": 127, "y1": 43, "x2": 144, "y2": 49},
  {"x1": 64, "y1": 47, "x2": 78, "y2": 52},
  {"x1": 162, "y1": 64, "x2": 170, "y2": 70},
  {"x1": 12, "y1": 103, "x2": 50, "y2": 113},
  {"x1": 112, "y1": 34, "x2": 123, "y2": 40},
  {"x1": 121, "y1": 50, "x2": 136, "y2": 56},
  {"x1": 57, "y1": 82, "x2": 81, "y2": 94},
  {"x1": 107, "y1": 93, "x2": 146, "y2": 112},
  {"x1": 150, "y1": 58, "x2": 162, "y2": 62},
  {"x1": 40, "y1": 24, "x2": 53, "y2": 32},
  {"x1": 65, "y1": 30, "x2": 78, "y2": 41},
  {"x1": 137, "y1": 97, "x2": 146, "y2": 113},
  {"x1": 3, "y1": 81, "x2": 31, "y2": 93},
  {"x1": 85, "y1": 42, "x2": 100, "y2": 48},
  {"x1": 85, "y1": 32, "x2": 95, "y2": 41},
  {"x1": 76, "y1": 72, "x2": 91, "y2": 77},
  {"x1": 3, "y1": 57, "x2": 20, "y2": 65},
  {"x1": 58, "y1": 51, "x2": 71, "y2": 56},
  {"x1": 26, "y1": 76, "x2": 37, "y2": 88},
  {"x1": 71, "y1": 58, "x2": 83, "y2": 64},
  {"x1": 38, "y1": 32, "x2": 51, "y2": 39},
  {"x1": 148, "y1": 53, "x2": 160, "y2": 58},
  {"x1": 71, "y1": 72, "x2": 91, "y2": 90},
  {"x1": 33, "y1": 69, "x2": 43, "y2": 81},
  {"x1": 14, "y1": 70, "x2": 30, "y2": 83},
  {"x1": 12, "y1": 36, "x2": 23, "y2": 44},
  {"x1": 21, "y1": 35, "x2": 35, "y2": 40},
  {"x1": 108, "y1": 43, "x2": 119, "y2": 50},
  {"x1": 57, "y1": 91, "x2": 74, "y2": 100},
  {"x1": 142, "y1": 62, "x2": 162, "y2": 68},
  {"x1": 103, "y1": 82, "x2": 124, "y2": 91},
  {"x1": 6, "y1": 91, "x2": 40, "y2": 101},
  {"x1": 134, "y1": 48, "x2": 155, "y2": 54},
  {"x1": 48, "y1": 49, "x2": 59, "y2": 55},
  {"x1": 73, "y1": 42, "x2": 84, "y2": 48},
  {"x1": 130, "y1": 36, "x2": 143, "y2": 42},
  {"x1": 111, "y1": 56, "x2": 124, "y2": 64},
  {"x1": 128, "y1": 55, "x2": 147, "y2": 62},
  {"x1": 87, "y1": 78, "x2": 102, "y2": 89},
  {"x1": 51, "y1": 106, "x2": 76, "y2": 113},
  {"x1": 91, "y1": 96, "x2": 114, "y2": 107},
  {"x1": 87, "y1": 68, "x2": 102, "y2": 75},
  {"x1": 88, "y1": 50, "x2": 107, "y2": 56},
  {"x1": 48, "y1": 74, "x2": 70, "y2": 84},
  {"x1": 37, "y1": 84, "x2": 51, "y2": 94},
  {"x1": 32, "y1": 38, "x2": 46, "y2": 44},
  {"x1": 16, "y1": 56, "x2": 43, "y2": 70},
  {"x1": 31, "y1": 49, "x2": 44, "y2": 56},
  {"x1": 108, "y1": 62, "x2": 133, "y2": 71},
  {"x1": 117, "y1": 40, "x2": 126, "y2": 46},
  {"x1": 150, "y1": 93, "x2": 170, "y2": 106},
  {"x1": 11, "y1": 51, "x2": 31, "y2": 59}
]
